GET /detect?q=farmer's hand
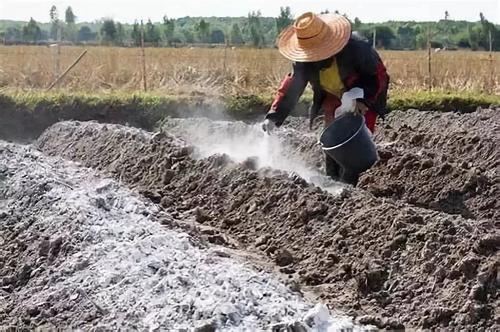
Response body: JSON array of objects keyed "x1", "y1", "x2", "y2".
[
  {"x1": 262, "y1": 119, "x2": 276, "y2": 134},
  {"x1": 356, "y1": 101, "x2": 369, "y2": 115}
]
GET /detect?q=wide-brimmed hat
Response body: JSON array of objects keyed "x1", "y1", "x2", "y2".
[{"x1": 277, "y1": 12, "x2": 352, "y2": 62}]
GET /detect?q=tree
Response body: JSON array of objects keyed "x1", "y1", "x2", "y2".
[
  {"x1": 4, "y1": 11, "x2": 496, "y2": 51},
  {"x1": 5, "y1": 27, "x2": 22, "y2": 43},
  {"x1": 163, "y1": 16, "x2": 175, "y2": 46},
  {"x1": 248, "y1": 11, "x2": 264, "y2": 47},
  {"x1": 230, "y1": 23, "x2": 244, "y2": 45},
  {"x1": 131, "y1": 21, "x2": 141, "y2": 46},
  {"x1": 397, "y1": 25, "x2": 417, "y2": 49},
  {"x1": 374, "y1": 26, "x2": 395, "y2": 48},
  {"x1": 22, "y1": 18, "x2": 42, "y2": 43},
  {"x1": 353, "y1": 17, "x2": 362, "y2": 30},
  {"x1": 276, "y1": 6, "x2": 293, "y2": 34},
  {"x1": 210, "y1": 29, "x2": 225, "y2": 44},
  {"x1": 100, "y1": 19, "x2": 117, "y2": 44},
  {"x1": 49, "y1": 5, "x2": 58, "y2": 22},
  {"x1": 415, "y1": 33, "x2": 427, "y2": 49},
  {"x1": 49, "y1": 5, "x2": 60, "y2": 40},
  {"x1": 64, "y1": 6, "x2": 77, "y2": 42},
  {"x1": 468, "y1": 24, "x2": 480, "y2": 50},
  {"x1": 477, "y1": 13, "x2": 499, "y2": 51},
  {"x1": 196, "y1": 19, "x2": 210, "y2": 43},
  {"x1": 65, "y1": 6, "x2": 76, "y2": 25},
  {"x1": 77, "y1": 26, "x2": 95, "y2": 43},
  {"x1": 145, "y1": 19, "x2": 161, "y2": 46},
  {"x1": 116, "y1": 22, "x2": 126, "y2": 45},
  {"x1": 249, "y1": 25, "x2": 261, "y2": 47},
  {"x1": 455, "y1": 31, "x2": 471, "y2": 48},
  {"x1": 182, "y1": 29, "x2": 195, "y2": 44}
]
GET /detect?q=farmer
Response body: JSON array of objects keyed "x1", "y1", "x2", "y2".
[{"x1": 262, "y1": 12, "x2": 389, "y2": 186}]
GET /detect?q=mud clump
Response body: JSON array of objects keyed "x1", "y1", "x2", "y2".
[
  {"x1": 284, "y1": 109, "x2": 499, "y2": 220},
  {"x1": 36, "y1": 116, "x2": 499, "y2": 330},
  {"x1": 360, "y1": 109, "x2": 499, "y2": 220}
]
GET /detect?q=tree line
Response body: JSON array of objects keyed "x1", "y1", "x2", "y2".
[{"x1": 0, "y1": 6, "x2": 498, "y2": 51}]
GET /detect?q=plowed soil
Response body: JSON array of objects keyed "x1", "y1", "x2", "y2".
[
  {"x1": 35, "y1": 107, "x2": 499, "y2": 330},
  {"x1": 2, "y1": 142, "x2": 352, "y2": 331},
  {"x1": 360, "y1": 109, "x2": 500, "y2": 221}
]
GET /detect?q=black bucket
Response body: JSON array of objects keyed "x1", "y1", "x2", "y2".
[{"x1": 319, "y1": 113, "x2": 378, "y2": 173}]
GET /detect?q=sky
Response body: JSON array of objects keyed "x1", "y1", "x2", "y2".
[{"x1": 0, "y1": 0, "x2": 498, "y2": 24}]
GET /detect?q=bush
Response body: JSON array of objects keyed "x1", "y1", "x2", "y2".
[{"x1": 387, "y1": 90, "x2": 499, "y2": 113}]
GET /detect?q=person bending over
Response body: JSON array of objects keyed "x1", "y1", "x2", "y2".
[{"x1": 263, "y1": 12, "x2": 389, "y2": 186}]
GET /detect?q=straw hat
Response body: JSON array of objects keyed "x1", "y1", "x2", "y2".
[{"x1": 278, "y1": 12, "x2": 352, "y2": 62}]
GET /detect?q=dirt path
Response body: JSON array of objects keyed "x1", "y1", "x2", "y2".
[
  {"x1": 0, "y1": 142, "x2": 362, "y2": 330},
  {"x1": 36, "y1": 114, "x2": 499, "y2": 330}
]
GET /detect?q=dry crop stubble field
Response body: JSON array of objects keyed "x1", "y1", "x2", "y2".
[{"x1": 0, "y1": 45, "x2": 498, "y2": 94}]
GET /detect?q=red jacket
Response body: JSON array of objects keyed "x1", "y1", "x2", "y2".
[{"x1": 266, "y1": 33, "x2": 390, "y2": 128}]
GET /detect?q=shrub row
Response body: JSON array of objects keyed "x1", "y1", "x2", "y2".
[{"x1": 1, "y1": 90, "x2": 498, "y2": 140}]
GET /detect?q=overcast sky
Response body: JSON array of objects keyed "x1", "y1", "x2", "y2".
[{"x1": 0, "y1": 0, "x2": 498, "y2": 23}]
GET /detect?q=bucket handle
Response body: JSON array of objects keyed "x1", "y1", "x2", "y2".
[{"x1": 320, "y1": 115, "x2": 366, "y2": 151}]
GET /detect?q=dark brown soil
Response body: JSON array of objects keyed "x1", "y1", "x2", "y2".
[
  {"x1": 36, "y1": 113, "x2": 499, "y2": 330},
  {"x1": 360, "y1": 109, "x2": 499, "y2": 220},
  {"x1": 283, "y1": 109, "x2": 500, "y2": 220},
  {"x1": 0, "y1": 102, "x2": 151, "y2": 142}
]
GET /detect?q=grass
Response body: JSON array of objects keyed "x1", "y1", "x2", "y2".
[
  {"x1": 1, "y1": 89, "x2": 498, "y2": 125},
  {"x1": 1, "y1": 88, "x2": 498, "y2": 141},
  {"x1": 1, "y1": 46, "x2": 498, "y2": 138},
  {"x1": 387, "y1": 90, "x2": 500, "y2": 113},
  {"x1": 0, "y1": 46, "x2": 498, "y2": 94}
]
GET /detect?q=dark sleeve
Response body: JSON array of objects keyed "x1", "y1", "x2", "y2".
[
  {"x1": 352, "y1": 43, "x2": 389, "y2": 112},
  {"x1": 265, "y1": 62, "x2": 309, "y2": 126}
]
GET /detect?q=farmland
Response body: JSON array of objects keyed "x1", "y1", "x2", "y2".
[
  {"x1": 1, "y1": 42, "x2": 499, "y2": 330},
  {"x1": 0, "y1": 46, "x2": 498, "y2": 94}
]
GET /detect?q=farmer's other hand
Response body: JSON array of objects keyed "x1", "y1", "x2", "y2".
[
  {"x1": 262, "y1": 119, "x2": 276, "y2": 134},
  {"x1": 356, "y1": 101, "x2": 369, "y2": 115}
]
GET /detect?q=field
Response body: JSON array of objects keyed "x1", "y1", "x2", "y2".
[
  {"x1": 2, "y1": 108, "x2": 499, "y2": 330},
  {"x1": 0, "y1": 46, "x2": 498, "y2": 94},
  {"x1": 0, "y1": 43, "x2": 499, "y2": 330}
]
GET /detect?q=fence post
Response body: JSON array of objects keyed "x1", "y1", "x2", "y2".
[
  {"x1": 489, "y1": 30, "x2": 494, "y2": 93},
  {"x1": 50, "y1": 44, "x2": 60, "y2": 80},
  {"x1": 223, "y1": 44, "x2": 228, "y2": 74},
  {"x1": 372, "y1": 28, "x2": 377, "y2": 49},
  {"x1": 140, "y1": 20, "x2": 147, "y2": 92},
  {"x1": 489, "y1": 29, "x2": 492, "y2": 53},
  {"x1": 47, "y1": 49, "x2": 88, "y2": 90},
  {"x1": 50, "y1": 25, "x2": 62, "y2": 80},
  {"x1": 56, "y1": 25, "x2": 62, "y2": 75},
  {"x1": 57, "y1": 44, "x2": 61, "y2": 75},
  {"x1": 427, "y1": 25, "x2": 432, "y2": 91}
]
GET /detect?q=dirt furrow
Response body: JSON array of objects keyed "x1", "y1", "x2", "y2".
[
  {"x1": 3, "y1": 142, "x2": 359, "y2": 330},
  {"x1": 359, "y1": 109, "x2": 499, "y2": 220},
  {"x1": 36, "y1": 120, "x2": 499, "y2": 330},
  {"x1": 277, "y1": 109, "x2": 500, "y2": 220},
  {"x1": 374, "y1": 109, "x2": 500, "y2": 171}
]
